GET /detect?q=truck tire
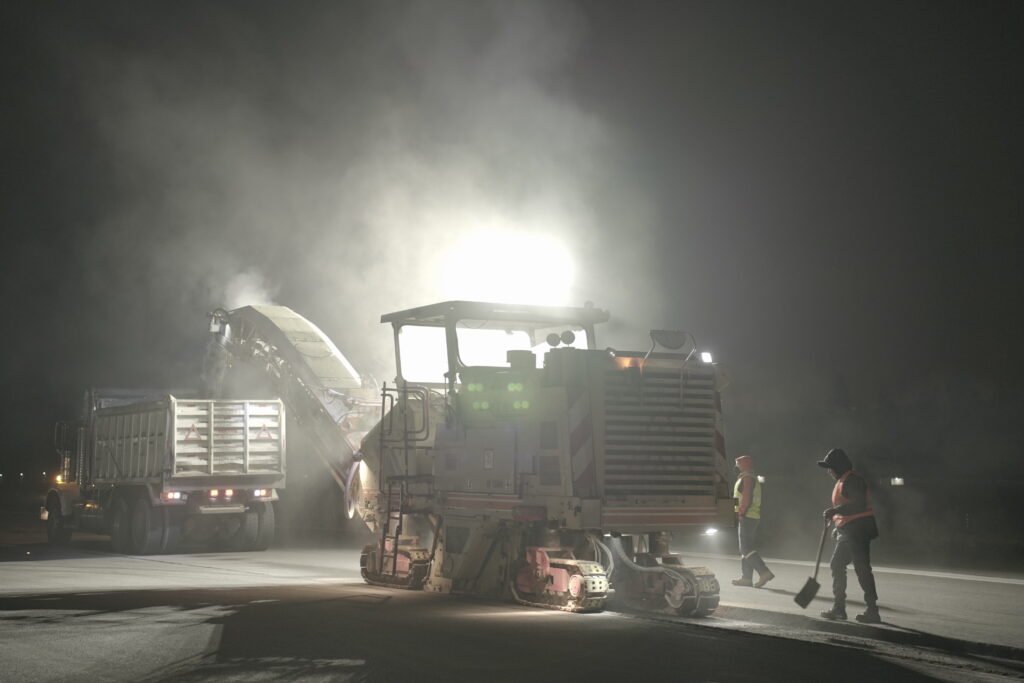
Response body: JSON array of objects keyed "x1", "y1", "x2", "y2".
[
  {"x1": 160, "y1": 507, "x2": 183, "y2": 554},
  {"x1": 109, "y1": 498, "x2": 131, "y2": 554},
  {"x1": 251, "y1": 502, "x2": 275, "y2": 551},
  {"x1": 45, "y1": 497, "x2": 72, "y2": 546},
  {"x1": 130, "y1": 496, "x2": 162, "y2": 555},
  {"x1": 226, "y1": 509, "x2": 260, "y2": 552}
]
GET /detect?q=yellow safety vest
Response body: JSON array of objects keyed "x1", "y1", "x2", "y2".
[{"x1": 734, "y1": 472, "x2": 762, "y2": 520}]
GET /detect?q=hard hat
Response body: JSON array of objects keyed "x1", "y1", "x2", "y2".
[
  {"x1": 817, "y1": 448, "x2": 852, "y2": 473},
  {"x1": 734, "y1": 454, "x2": 754, "y2": 471}
]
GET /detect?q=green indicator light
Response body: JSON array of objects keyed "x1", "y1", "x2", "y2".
[
  {"x1": 481, "y1": 401, "x2": 490, "y2": 410},
  {"x1": 522, "y1": 400, "x2": 530, "y2": 409},
  {"x1": 513, "y1": 401, "x2": 522, "y2": 410},
  {"x1": 507, "y1": 382, "x2": 515, "y2": 392}
]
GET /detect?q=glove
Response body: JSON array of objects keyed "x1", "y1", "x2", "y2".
[{"x1": 822, "y1": 507, "x2": 837, "y2": 520}]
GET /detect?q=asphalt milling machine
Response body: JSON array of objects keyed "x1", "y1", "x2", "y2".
[{"x1": 203, "y1": 301, "x2": 734, "y2": 617}]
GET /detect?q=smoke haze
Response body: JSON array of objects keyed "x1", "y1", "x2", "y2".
[
  {"x1": 52, "y1": 0, "x2": 658, "y2": 382},
  {"x1": 3, "y1": 1, "x2": 1023, "y2": 563}
]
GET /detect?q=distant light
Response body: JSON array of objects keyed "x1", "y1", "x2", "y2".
[
  {"x1": 757, "y1": 475, "x2": 765, "y2": 484},
  {"x1": 704, "y1": 527, "x2": 718, "y2": 536},
  {"x1": 42, "y1": 471, "x2": 46, "y2": 476},
  {"x1": 224, "y1": 489, "x2": 234, "y2": 498},
  {"x1": 210, "y1": 489, "x2": 219, "y2": 498},
  {"x1": 700, "y1": 351, "x2": 713, "y2": 364},
  {"x1": 55, "y1": 475, "x2": 63, "y2": 484},
  {"x1": 891, "y1": 477, "x2": 905, "y2": 487}
]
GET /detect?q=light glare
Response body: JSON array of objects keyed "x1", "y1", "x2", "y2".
[{"x1": 440, "y1": 229, "x2": 575, "y2": 305}]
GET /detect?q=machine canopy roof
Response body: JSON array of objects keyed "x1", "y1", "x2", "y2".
[{"x1": 380, "y1": 300, "x2": 609, "y2": 330}]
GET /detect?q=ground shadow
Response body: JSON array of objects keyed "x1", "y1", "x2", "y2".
[
  {"x1": 712, "y1": 603, "x2": 1024, "y2": 674},
  {"x1": 0, "y1": 585, "x2": 958, "y2": 682}
]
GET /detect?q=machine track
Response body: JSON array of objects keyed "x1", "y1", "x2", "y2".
[
  {"x1": 359, "y1": 544, "x2": 430, "y2": 590},
  {"x1": 509, "y1": 581, "x2": 607, "y2": 613},
  {"x1": 601, "y1": 537, "x2": 720, "y2": 617},
  {"x1": 509, "y1": 553, "x2": 609, "y2": 613}
]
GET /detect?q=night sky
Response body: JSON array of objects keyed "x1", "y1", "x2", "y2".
[{"x1": 3, "y1": 2, "x2": 1023, "y2": 550}]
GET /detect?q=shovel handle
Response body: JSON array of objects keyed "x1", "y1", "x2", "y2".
[{"x1": 812, "y1": 519, "x2": 831, "y2": 582}]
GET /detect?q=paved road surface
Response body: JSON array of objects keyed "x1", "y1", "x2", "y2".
[
  {"x1": 671, "y1": 543, "x2": 1024, "y2": 652},
  {"x1": 2, "y1": 527, "x2": 1023, "y2": 683}
]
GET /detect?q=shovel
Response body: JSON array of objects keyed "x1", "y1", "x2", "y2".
[{"x1": 794, "y1": 519, "x2": 831, "y2": 608}]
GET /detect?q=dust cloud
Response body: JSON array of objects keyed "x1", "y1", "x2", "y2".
[{"x1": 60, "y1": 0, "x2": 659, "y2": 386}]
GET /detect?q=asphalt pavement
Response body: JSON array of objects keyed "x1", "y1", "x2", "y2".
[{"x1": 1, "y1": 521, "x2": 1023, "y2": 682}]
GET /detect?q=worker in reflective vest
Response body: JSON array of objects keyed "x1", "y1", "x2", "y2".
[
  {"x1": 730, "y1": 455, "x2": 774, "y2": 588},
  {"x1": 818, "y1": 448, "x2": 880, "y2": 624}
]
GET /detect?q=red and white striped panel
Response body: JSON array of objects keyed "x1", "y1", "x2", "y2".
[
  {"x1": 443, "y1": 493, "x2": 523, "y2": 512},
  {"x1": 602, "y1": 506, "x2": 720, "y2": 528},
  {"x1": 568, "y1": 384, "x2": 597, "y2": 497},
  {"x1": 713, "y1": 389, "x2": 727, "y2": 465}
]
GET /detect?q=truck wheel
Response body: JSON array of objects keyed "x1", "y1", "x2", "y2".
[
  {"x1": 226, "y1": 510, "x2": 259, "y2": 552},
  {"x1": 110, "y1": 498, "x2": 131, "y2": 553},
  {"x1": 160, "y1": 508, "x2": 183, "y2": 554},
  {"x1": 129, "y1": 496, "x2": 162, "y2": 555},
  {"x1": 45, "y1": 498, "x2": 72, "y2": 545},
  {"x1": 251, "y1": 502, "x2": 276, "y2": 551}
]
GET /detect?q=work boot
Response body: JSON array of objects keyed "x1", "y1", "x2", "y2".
[
  {"x1": 731, "y1": 577, "x2": 753, "y2": 587},
  {"x1": 855, "y1": 606, "x2": 881, "y2": 624},
  {"x1": 820, "y1": 606, "x2": 847, "y2": 620},
  {"x1": 754, "y1": 570, "x2": 775, "y2": 588}
]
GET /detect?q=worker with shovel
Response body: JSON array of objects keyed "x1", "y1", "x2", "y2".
[{"x1": 818, "y1": 448, "x2": 881, "y2": 624}]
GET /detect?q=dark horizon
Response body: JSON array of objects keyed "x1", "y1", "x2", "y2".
[{"x1": 3, "y1": 1, "x2": 1023, "y2": 560}]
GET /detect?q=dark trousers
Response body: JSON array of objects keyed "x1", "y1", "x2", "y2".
[
  {"x1": 830, "y1": 533, "x2": 878, "y2": 609},
  {"x1": 738, "y1": 516, "x2": 769, "y2": 579}
]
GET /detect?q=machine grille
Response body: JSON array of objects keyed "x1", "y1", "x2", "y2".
[{"x1": 602, "y1": 366, "x2": 717, "y2": 497}]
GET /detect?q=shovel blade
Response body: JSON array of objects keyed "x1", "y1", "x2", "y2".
[{"x1": 794, "y1": 578, "x2": 820, "y2": 608}]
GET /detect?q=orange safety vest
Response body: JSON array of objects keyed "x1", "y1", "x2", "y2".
[{"x1": 832, "y1": 471, "x2": 875, "y2": 528}]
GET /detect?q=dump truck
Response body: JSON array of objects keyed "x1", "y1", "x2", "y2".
[
  {"x1": 205, "y1": 301, "x2": 734, "y2": 616},
  {"x1": 44, "y1": 389, "x2": 285, "y2": 554}
]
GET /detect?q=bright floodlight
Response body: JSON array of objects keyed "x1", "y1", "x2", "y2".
[
  {"x1": 440, "y1": 229, "x2": 575, "y2": 305},
  {"x1": 891, "y1": 477, "x2": 905, "y2": 486},
  {"x1": 700, "y1": 351, "x2": 713, "y2": 364},
  {"x1": 704, "y1": 527, "x2": 718, "y2": 536}
]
